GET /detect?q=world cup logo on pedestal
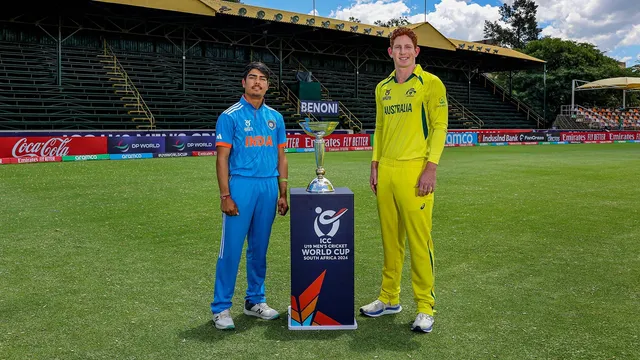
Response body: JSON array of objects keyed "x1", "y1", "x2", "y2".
[{"x1": 298, "y1": 119, "x2": 339, "y2": 193}]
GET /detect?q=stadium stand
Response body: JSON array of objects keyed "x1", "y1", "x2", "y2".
[
  {"x1": 0, "y1": 0, "x2": 546, "y2": 131},
  {"x1": 0, "y1": 41, "x2": 300, "y2": 130},
  {"x1": 574, "y1": 106, "x2": 640, "y2": 129}
]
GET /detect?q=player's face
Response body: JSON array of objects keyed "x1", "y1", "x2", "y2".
[
  {"x1": 242, "y1": 69, "x2": 269, "y2": 99},
  {"x1": 388, "y1": 35, "x2": 419, "y2": 69}
]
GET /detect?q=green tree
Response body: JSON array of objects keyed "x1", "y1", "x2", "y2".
[
  {"x1": 374, "y1": 17, "x2": 410, "y2": 27},
  {"x1": 504, "y1": 37, "x2": 636, "y2": 125},
  {"x1": 484, "y1": 0, "x2": 541, "y2": 49},
  {"x1": 348, "y1": 17, "x2": 361, "y2": 23}
]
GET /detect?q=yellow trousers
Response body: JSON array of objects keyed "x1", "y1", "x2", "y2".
[{"x1": 376, "y1": 157, "x2": 435, "y2": 315}]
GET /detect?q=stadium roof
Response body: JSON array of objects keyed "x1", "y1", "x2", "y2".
[{"x1": 94, "y1": 0, "x2": 544, "y2": 68}]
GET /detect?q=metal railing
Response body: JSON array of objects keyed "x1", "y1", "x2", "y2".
[
  {"x1": 448, "y1": 95, "x2": 484, "y2": 128},
  {"x1": 263, "y1": 64, "x2": 319, "y2": 122},
  {"x1": 101, "y1": 39, "x2": 155, "y2": 129},
  {"x1": 290, "y1": 57, "x2": 363, "y2": 132},
  {"x1": 480, "y1": 73, "x2": 544, "y2": 128}
]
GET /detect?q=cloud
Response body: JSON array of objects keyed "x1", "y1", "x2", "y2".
[
  {"x1": 619, "y1": 24, "x2": 640, "y2": 47},
  {"x1": 326, "y1": 0, "x2": 640, "y2": 53},
  {"x1": 308, "y1": 9, "x2": 319, "y2": 16},
  {"x1": 328, "y1": 0, "x2": 410, "y2": 24},
  {"x1": 417, "y1": 0, "x2": 502, "y2": 41},
  {"x1": 328, "y1": 0, "x2": 499, "y2": 41},
  {"x1": 615, "y1": 56, "x2": 632, "y2": 63},
  {"x1": 533, "y1": 0, "x2": 640, "y2": 51}
]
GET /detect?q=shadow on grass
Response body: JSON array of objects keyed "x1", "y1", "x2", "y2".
[
  {"x1": 261, "y1": 313, "x2": 423, "y2": 353},
  {"x1": 179, "y1": 314, "x2": 287, "y2": 343},
  {"x1": 181, "y1": 313, "x2": 426, "y2": 353}
]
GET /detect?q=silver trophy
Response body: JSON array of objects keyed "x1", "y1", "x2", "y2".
[{"x1": 299, "y1": 119, "x2": 339, "y2": 193}]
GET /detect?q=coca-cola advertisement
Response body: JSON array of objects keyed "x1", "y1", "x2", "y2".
[
  {"x1": 0, "y1": 137, "x2": 107, "y2": 158},
  {"x1": 107, "y1": 137, "x2": 165, "y2": 154}
]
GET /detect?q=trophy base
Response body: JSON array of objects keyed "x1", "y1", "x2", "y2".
[{"x1": 306, "y1": 177, "x2": 335, "y2": 193}]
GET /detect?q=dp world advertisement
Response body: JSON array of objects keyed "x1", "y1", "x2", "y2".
[
  {"x1": 2, "y1": 130, "x2": 639, "y2": 165},
  {"x1": 165, "y1": 136, "x2": 216, "y2": 152},
  {"x1": 107, "y1": 137, "x2": 166, "y2": 154}
]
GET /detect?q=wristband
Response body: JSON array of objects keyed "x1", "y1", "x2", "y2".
[
  {"x1": 278, "y1": 178, "x2": 288, "y2": 183},
  {"x1": 220, "y1": 194, "x2": 231, "y2": 200}
]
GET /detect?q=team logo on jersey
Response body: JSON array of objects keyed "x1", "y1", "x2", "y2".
[
  {"x1": 438, "y1": 96, "x2": 447, "y2": 108},
  {"x1": 314, "y1": 207, "x2": 348, "y2": 238},
  {"x1": 267, "y1": 119, "x2": 276, "y2": 130},
  {"x1": 405, "y1": 88, "x2": 416, "y2": 97},
  {"x1": 382, "y1": 89, "x2": 392, "y2": 101},
  {"x1": 244, "y1": 119, "x2": 253, "y2": 132}
]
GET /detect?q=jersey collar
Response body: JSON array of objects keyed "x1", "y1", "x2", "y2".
[
  {"x1": 240, "y1": 94, "x2": 266, "y2": 110},
  {"x1": 391, "y1": 64, "x2": 423, "y2": 83}
]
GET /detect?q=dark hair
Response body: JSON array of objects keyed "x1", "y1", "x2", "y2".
[{"x1": 242, "y1": 61, "x2": 270, "y2": 81}]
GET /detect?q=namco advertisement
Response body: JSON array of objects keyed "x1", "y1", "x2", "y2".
[
  {"x1": 0, "y1": 137, "x2": 107, "y2": 158},
  {"x1": 445, "y1": 132, "x2": 478, "y2": 147}
]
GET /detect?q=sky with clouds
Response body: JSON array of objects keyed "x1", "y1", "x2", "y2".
[{"x1": 244, "y1": 0, "x2": 640, "y2": 67}]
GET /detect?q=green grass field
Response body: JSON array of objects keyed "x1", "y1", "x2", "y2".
[{"x1": 1, "y1": 144, "x2": 639, "y2": 359}]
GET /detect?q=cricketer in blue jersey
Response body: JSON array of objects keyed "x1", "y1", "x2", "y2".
[{"x1": 211, "y1": 62, "x2": 289, "y2": 330}]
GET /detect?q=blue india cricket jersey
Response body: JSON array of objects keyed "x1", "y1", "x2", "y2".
[
  {"x1": 215, "y1": 95, "x2": 286, "y2": 177},
  {"x1": 211, "y1": 95, "x2": 285, "y2": 314}
]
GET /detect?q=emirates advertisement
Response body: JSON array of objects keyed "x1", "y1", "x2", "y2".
[
  {"x1": 286, "y1": 134, "x2": 372, "y2": 152},
  {"x1": 0, "y1": 137, "x2": 107, "y2": 158}
]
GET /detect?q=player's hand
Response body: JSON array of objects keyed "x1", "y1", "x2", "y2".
[
  {"x1": 370, "y1": 166, "x2": 378, "y2": 195},
  {"x1": 416, "y1": 166, "x2": 437, "y2": 196},
  {"x1": 221, "y1": 197, "x2": 239, "y2": 216},
  {"x1": 277, "y1": 196, "x2": 289, "y2": 216}
]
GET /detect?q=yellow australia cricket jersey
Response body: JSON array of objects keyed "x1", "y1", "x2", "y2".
[{"x1": 372, "y1": 65, "x2": 449, "y2": 164}]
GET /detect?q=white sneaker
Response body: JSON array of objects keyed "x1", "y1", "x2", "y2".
[
  {"x1": 411, "y1": 313, "x2": 434, "y2": 333},
  {"x1": 243, "y1": 301, "x2": 280, "y2": 320},
  {"x1": 359, "y1": 299, "x2": 402, "y2": 317},
  {"x1": 213, "y1": 309, "x2": 235, "y2": 330}
]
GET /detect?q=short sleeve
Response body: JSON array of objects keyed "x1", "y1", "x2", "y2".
[
  {"x1": 277, "y1": 114, "x2": 287, "y2": 148},
  {"x1": 215, "y1": 112, "x2": 234, "y2": 148}
]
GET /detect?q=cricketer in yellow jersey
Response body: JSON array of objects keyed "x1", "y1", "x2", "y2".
[{"x1": 359, "y1": 27, "x2": 448, "y2": 333}]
